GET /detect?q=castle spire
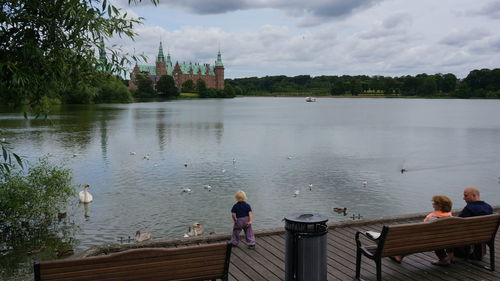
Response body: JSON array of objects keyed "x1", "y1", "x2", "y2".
[
  {"x1": 157, "y1": 41, "x2": 165, "y2": 62},
  {"x1": 215, "y1": 49, "x2": 223, "y2": 67},
  {"x1": 97, "y1": 37, "x2": 107, "y2": 71},
  {"x1": 166, "y1": 50, "x2": 172, "y2": 65}
]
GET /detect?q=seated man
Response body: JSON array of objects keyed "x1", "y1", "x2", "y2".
[{"x1": 456, "y1": 186, "x2": 493, "y2": 260}]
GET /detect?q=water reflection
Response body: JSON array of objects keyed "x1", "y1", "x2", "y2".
[{"x1": 2, "y1": 98, "x2": 500, "y2": 280}]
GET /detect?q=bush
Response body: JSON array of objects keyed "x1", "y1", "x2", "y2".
[
  {"x1": 0, "y1": 157, "x2": 74, "y2": 234},
  {"x1": 94, "y1": 74, "x2": 132, "y2": 103}
]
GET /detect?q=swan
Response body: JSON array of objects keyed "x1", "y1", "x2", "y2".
[
  {"x1": 294, "y1": 190, "x2": 300, "y2": 197},
  {"x1": 203, "y1": 185, "x2": 212, "y2": 191},
  {"x1": 183, "y1": 222, "x2": 204, "y2": 237},
  {"x1": 135, "y1": 230, "x2": 152, "y2": 242},
  {"x1": 79, "y1": 184, "x2": 93, "y2": 203},
  {"x1": 182, "y1": 188, "x2": 192, "y2": 194},
  {"x1": 287, "y1": 156, "x2": 293, "y2": 160}
]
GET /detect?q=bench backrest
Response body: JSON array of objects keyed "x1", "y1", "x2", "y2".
[
  {"x1": 35, "y1": 243, "x2": 232, "y2": 281},
  {"x1": 380, "y1": 214, "x2": 500, "y2": 257}
]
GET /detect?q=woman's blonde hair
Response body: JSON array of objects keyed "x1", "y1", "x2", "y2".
[
  {"x1": 432, "y1": 195, "x2": 452, "y2": 212},
  {"x1": 235, "y1": 190, "x2": 247, "y2": 202}
]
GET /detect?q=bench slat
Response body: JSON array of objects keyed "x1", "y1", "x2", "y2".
[
  {"x1": 41, "y1": 256, "x2": 226, "y2": 280},
  {"x1": 41, "y1": 249, "x2": 226, "y2": 274},
  {"x1": 40, "y1": 244, "x2": 226, "y2": 269},
  {"x1": 36, "y1": 243, "x2": 231, "y2": 281}
]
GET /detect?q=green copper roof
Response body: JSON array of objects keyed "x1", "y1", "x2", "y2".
[
  {"x1": 215, "y1": 50, "x2": 223, "y2": 67},
  {"x1": 139, "y1": 65, "x2": 156, "y2": 75},
  {"x1": 157, "y1": 42, "x2": 165, "y2": 62},
  {"x1": 178, "y1": 62, "x2": 215, "y2": 76}
]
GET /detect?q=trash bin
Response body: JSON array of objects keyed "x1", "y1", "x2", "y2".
[{"x1": 284, "y1": 213, "x2": 328, "y2": 281}]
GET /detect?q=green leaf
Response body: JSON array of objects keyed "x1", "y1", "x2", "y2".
[
  {"x1": 13, "y1": 153, "x2": 23, "y2": 169},
  {"x1": 102, "y1": 0, "x2": 107, "y2": 11},
  {"x1": 2, "y1": 146, "x2": 7, "y2": 161}
]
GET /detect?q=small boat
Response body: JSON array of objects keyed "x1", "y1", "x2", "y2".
[{"x1": 305, "y1": 97, "x2": 317, "y2": 102}]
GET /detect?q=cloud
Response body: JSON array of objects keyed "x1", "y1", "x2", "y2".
[
  {"x1": 124, "y1": 0, "x2": 384, "y2": 26},
  {"x1": 440, "y1": 28, "x2": 490, "y2": 47},
  {"x1": 471, "y1": 1, "x2": 500, "y2": 19}
]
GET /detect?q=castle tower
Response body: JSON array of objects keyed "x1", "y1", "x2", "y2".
[
  {"x1": 166, "y1": 51, "x2": 172, "y2": 67},
  {"x1": 156, "y1": 42, "x2": 167, "y2": 77},
  {"x1": 214, "y1": 50, "x2": 224, "y2": 90},
  {"x1": 129, "y1": 64, "x2": 140, "y2": 90},
  {"x1": 97, "y1": 37, "x2": 107, "y2": 71}
]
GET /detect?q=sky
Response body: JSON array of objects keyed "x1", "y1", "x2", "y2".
[{"x1": 110, "y1": 0, "x2": 500, "y2": 79}]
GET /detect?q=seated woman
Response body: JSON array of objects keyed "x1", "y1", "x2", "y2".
[{"x1": 391, "y1": 195, "x2": 453, "y2": 265}]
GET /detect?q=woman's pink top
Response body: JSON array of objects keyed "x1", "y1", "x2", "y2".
[{"x1": 424, "y1": 210, "x2": 452, "y2": 222}]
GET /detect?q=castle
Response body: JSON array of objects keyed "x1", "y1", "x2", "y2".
[{"x1": 129, "y1": 42, "x2": 224, "y2": 91}]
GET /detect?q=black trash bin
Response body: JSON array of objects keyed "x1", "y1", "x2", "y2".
[{"x1": 284, "y1": 213, "x2": 328, "y2": 281}]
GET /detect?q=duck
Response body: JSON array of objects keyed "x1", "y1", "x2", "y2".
[
  {"x1": 143, "y1": 154, "x2": 150, "y2": 160},
  {"x1": 183, "y1": 222, "x2": 204, "y2": 237},
  {"x1": 72, "y1": 153, "x2": 78, "y2": 158},
  {"x1": 308, "y1": 184, "x2": 313, "y2": 191},
  {"x1": 56, "y1": 249, "x2": 74, "y2": 257},
  {"x1": 57, "y1": 212, "x2": 67, "y2": 220},
  {"x1": 232, "y1": 158, "x2": 236, "y2": 164},
  {"x1": 333, "y1": 207, "x2": 347, "y2": 216},
  {"x1": 203, "y1": 185, "x2": 212, "y2": 191},
  {"x1": 135, "y1": 230, "x2": 152, "y2": 242},
  {"x1": 129, "y1": 151, "x2": 136, "y2": 155},
  {"x1": 362, "y1": 180, "x2": 367, "y2": 187},
  {"x1": 79, "y1": 184, "x2": 93, "y2": 203},
  {"x1": 293, "y1": 190, "x2": 300, "y2": 197},
  {"x1": 401, "y1": 168, "x2": 407, "y2": 174},
  {"x1": 184, "y1": 162, "x2": 188, "y2": 167},
  {"x1": 287, "y1": 156, "x2": 293, "y2": 160},
  {"x1": 182, "y1": 188, "x2": 192, "y2": 194},
  {"x1": 27, "y1": 246, "x2": 46, "y2": 255}
]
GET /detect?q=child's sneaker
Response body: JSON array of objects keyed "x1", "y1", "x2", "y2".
[{"x1": 248, "y1": 245, "x2": 255, "y2": 250}]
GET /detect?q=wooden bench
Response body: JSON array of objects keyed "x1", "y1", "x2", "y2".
[
  {"x1": 34, "y1": 242, "x2": 232, "y2": 281},
  {"x1": 355, "y1": 213, "x2": 500, "y2": 281}
]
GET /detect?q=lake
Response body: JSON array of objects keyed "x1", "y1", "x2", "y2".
[{"x1": 1, "y1": 97, "x2": 500, "y2": 278}]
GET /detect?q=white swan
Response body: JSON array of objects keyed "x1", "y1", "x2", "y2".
[
  {"x1": 135, "y1": 230, "x2": 151, "y2": 242},
  {"x1": 79, "y1": 184, "x2": 93, "y2": 203}
]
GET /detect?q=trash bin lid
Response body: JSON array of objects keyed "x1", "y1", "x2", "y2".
[{"x1": 284, "y1": 213, "x2": 328, "y2": 224}]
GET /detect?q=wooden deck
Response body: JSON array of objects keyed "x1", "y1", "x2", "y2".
[
  {"x1": 228, "y1": 216, "x2": 500, "y2": 281},
  {"x1": 77, "y1": 208, "x2": 500, "y2": 281}
]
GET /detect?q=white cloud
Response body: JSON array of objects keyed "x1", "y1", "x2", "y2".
[{"x1": 110, "y1": 0, "x2": 500, "y2": 78}]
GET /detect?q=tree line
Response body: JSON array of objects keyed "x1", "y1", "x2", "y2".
[
  {"x1": 226, "y1": 68, "x2": 500, "y2": 98},
  {"x1": 133, "y1": 74, "x2": 236, "y2": 99}
]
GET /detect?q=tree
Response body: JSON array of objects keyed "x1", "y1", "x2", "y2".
[
  {"x1": 156, "y1": 75, "x2": 178, "y2": 98},
  {"x1": 94, "y1": 74, "x2": 133, "y2": 103},
  {"x1": 223, "y1": 84, "x2": 236, "y2": 98},
  {"x1": 196, "y1": 79, "x2": 207, "y2": 95},
  {"x1": 134, "y1": 73, "x2": 156, "y2": 98},
  {"x1": 181, "y1": 79, "x2": 195, "y2": 92},
  {"x1": 0, "y1": 0, "x2": 152, "y2": 112}
]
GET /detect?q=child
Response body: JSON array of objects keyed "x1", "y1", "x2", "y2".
[{"x1": 229, "y1": 190, "x2": 256, "y2": 249}]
